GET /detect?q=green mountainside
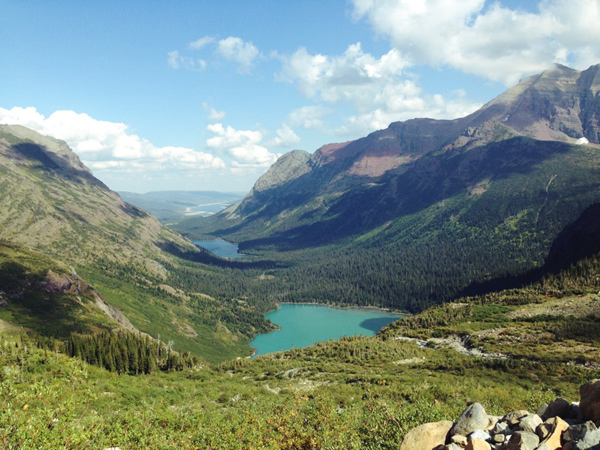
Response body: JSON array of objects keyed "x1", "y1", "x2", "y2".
[
  {"x1": 0, "y1": 124, "x2": 274, "y2": 362},
  {"x1": 176, "y1": 64, "x2": 600, "y2": 312},
  {"x1": 2, "y1": 219, "x2": 599, "y2": 447}
]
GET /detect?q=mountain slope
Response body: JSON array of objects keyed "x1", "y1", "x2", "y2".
[
  {"x1": 0, "y1": 124, "x2": 274, "y2": 362},
  {"x1": 177, "y1": 64, "x2": 600, "y2": 311}
]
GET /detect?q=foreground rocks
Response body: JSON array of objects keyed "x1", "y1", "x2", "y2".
[{"x1": 400, "y1": 380, "x2": 600, "y2": 450}]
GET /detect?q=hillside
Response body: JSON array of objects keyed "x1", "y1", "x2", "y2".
[
  {"x1": 2, "y1": 221, "x2": 599, "y2": 447},
  {"x1": 176, "y1": 64, "x2": 600, "y2": 312},
  {"x1": 0, "y1": 124, "x2": 275, "y2": 362}
]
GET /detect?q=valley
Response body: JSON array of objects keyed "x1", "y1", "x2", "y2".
[{"x1": 1, "y1": 63, "x2": 600, "y2": 449}]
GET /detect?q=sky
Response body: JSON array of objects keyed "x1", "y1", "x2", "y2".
[{"x1": 1, "y1": 0, "x2": 600, "y2": 193}]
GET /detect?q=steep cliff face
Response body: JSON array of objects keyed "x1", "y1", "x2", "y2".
[{"x1": 183, "y1": 64, "x2": 600, "y2": 244}]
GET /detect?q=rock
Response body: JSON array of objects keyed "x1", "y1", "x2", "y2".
[
  {"x1": 493, "y1": 433, "x2": 506, "y2": 444},
  {"x1": 503, "y1": 411, "x2": 530, "y2": 427},
  {"x1": 493, "y1": 422, "x2": 511, "y2": 435},
  {"x1": 580, "y1": 380, "x2": 600, "y2": 425},
  {"x1": 470, "y1": 430, "x2": 491, "y2": 441},
  {"x1": 571, "y1": 402, "x2": 584, "y2": 422},
  {"x1": 466, "y1": 438, "x2": 491, "y2": 450},
  {"x1": 486, "y1": 416, "x2": 500, "y2": 431},
  {"x1": 576, "y1": 427, "x2": 600, "y2": 449},
  {"x1": 538, "y1": 416, "x2": 569, "y2": 450},
  {"x1": 400, "y1": 420, "x2": 454, "y2": 450},
  {"x1": 517, "y1": 414, "x2": 542, "y2": 433},
  {"x1": 445, "y1": 444, "x2": 463, "y2": 450},
  {"x1": 451, "y1": 404, "x2": 490, "y2": 437},
  {"x1": 506, "y1": 431, "x2": 540, "y2": 450},
  {"x1": 537, "y1": 445, "x2": 551, "y2": 450},
  {"x1": 451, "y1": 435, "x2": 468, "y2": 446},
  {"x1": 563, "y1": 421, "x2": 598, "y2": 443},
  {"x1": 543, "y1": 398, "x2": 571, "y2": 420},
  {"x1": 537, "y1": 403, "x2": 549, "y2": 418}
]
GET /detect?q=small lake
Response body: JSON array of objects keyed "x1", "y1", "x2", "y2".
[
  {"x1": 193, "y1": 238, "x2": 246, "y2": 259},
  {"x1": 250, "y1": 304, "x2": 403, "y2": 356}
]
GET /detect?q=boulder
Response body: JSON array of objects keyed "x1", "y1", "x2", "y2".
[
  {"x1": 518, "y1": 414, "x2": 542, "y2": 433},
  {"x1": 504, "y1": 410, "x2": 530, "y2": 427},
  {"x1": 538, "y1": 416, "x2": 569, "y2": 450},
  {"x1": 470, "y1": 430, "x2": 491, "y2": 441},
  {"x1": 581, "y1": 380, "x2": 600, "y2": 426},
  {"x1": 563, "y1": 421, "x2": 598, "y2": 443},
  {"x1": 451, "y1": 404, "x2": 490, "y2": 436},
  {"x1": 506, "y1": 431, "x2": 540, "y2": 450},
  {"x1": 466, "y1": 438, "x2": 491, "y2": 450},
  {"x1": 542, "y1": 398, "x2": 571, "y2": 420},
  {"x1": 400, "y1": 420, "x2": 454, "y2": 450}
]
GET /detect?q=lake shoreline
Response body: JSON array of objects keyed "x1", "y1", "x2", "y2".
[{"x1": 249, "y1": 303, "x2": 405, "y2": 357}]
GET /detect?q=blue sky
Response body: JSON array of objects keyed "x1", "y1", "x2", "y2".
[{"x1": 1, "y1": 0, "x2": 599, "y2": 192}]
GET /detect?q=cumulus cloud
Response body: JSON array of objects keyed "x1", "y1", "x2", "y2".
[
  {"x1": 0, "y1": 106, "x2": 225, "y2": 176},
  {"x1": 267, "y1": 124, "x2": 301, "y2": 148},
  {"x1": 288, "y1": 105, "x2": 331, "y2": 131},
  {"x1": 171, "y1": 36, "x2": 261, "y2": 74},
  {"x1": 215, "y1": 37, "x2": 260, "y2": 74},
  {"x1": 206, "y1": 122, "x2": 279, "y2": 166},
  {"x1": 167, "y1": 50, "x2": 207, "y2": 71},
  {"x1": 277, "y1": 44, "x2": 481, "y2": 138},
  {"x1": 351, "y1": 0, "x2": 600, "y2": 85},
  {"x1": 278, "y1": 43, "x2": 410, "y2": 108}
]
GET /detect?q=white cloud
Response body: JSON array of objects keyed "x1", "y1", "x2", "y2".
[
  {"x1": 216, "y1": 37, "x2": 260, "y2": 74},
  {"x1": 189, "y1": 35, "x2": 216, "y2": 50},
  {"x1": 267, "y1": 124, "x2": 301, "y2": 148},
  {"x1": 278, "y1": 44, "x2": 481, "y2": 139},
  {"x1": 207, "y1": 108, "x2": 226, "y2": 121},
  {"x1": 0, "y1": 106, "x2": 226, "y2": 176},
  {"x1": 167, "y1": 50, "x2": 206, "y2": 71},
  {"x1": 352, "y1": 0, "x2": 600, "y2": 85},
  {"x1": 278, "y1": 43, "x2": 410, "y2": 108},
  {"x1": 288, "y1": 105, "x2": 332, "y2": 131},
  {"x1": 206, "y1": 122, "x2": 279, "y2": 166}
]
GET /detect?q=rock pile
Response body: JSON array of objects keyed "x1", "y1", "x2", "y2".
[{"x1": 400, "y1": 380, "x2": 600, "y2": 450}]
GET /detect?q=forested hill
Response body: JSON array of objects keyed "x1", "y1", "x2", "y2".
[
  {"x1": 0, "y1": 124, "x2": 276, "y2": 362},
  {"x1": 175, "y1": 64, "x2": 600, "y2": 312}
]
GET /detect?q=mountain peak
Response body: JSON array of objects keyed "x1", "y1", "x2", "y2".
[
  {"x1": 0, "y1": 124, "x2": 102, "y2": 185},
  {"x1": 251, "y1": 150, "x2": 311, "y2": 193}
]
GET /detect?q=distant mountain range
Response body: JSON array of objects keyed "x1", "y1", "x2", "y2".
[
  {"x1": 119, "y1": 190, "x2": 244, "y2": 225},
  {"x1": 178, "y1": 63, "x2": 600, "y2": 310}
]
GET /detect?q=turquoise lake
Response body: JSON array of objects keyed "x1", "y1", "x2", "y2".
[
  {"x1": 250, "y1": 304, "x2": 403, "y2": 356},
  {"x1": 193, "y1": 238, "x2": 246, "y2": 259}
]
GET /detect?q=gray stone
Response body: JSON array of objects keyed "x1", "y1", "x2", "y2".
[
  {"x1": 506, "y1": 431, "x2": 540, "y2": 450},
  {"x1": 537, "y1": 445, "x2": 551, "y2": 450},
  {"x1": 543, "y1": 398, "x2": 571, "y2": 420},
  {"x1": 517, "y1": 414, "x2": 542, "y2": 433},
  {"x1": 563, "y1": 421, "x2": 598, "y2": 443},
  {"x1": 503, "y1": 410, "x2": 529, "y2": 427},
  {"x1": 445, "y1": 444, "x2": 463, "y2": 450},
  {"x1": 493, "y1": 422, "x2": 510, "y2": 435},
  {"x1": 470, "y1": 429, "x2": 491, "y2": 441},
  {"x1": 536, "y1": 403, "x2": 549, "y2": 418},
  {"x1": 451, "y1": 403, "x2": 490, "y2": 437},
  {"x1": 573, "y1": 427, "x2": 600, "y2": 449}
]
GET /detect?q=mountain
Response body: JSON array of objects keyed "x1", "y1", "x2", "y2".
[
  {"x1": 119, "y1": 190, "x2": 244, "y2": 224},
  {"x1": 0, "y1": 124, "x2": 274, "y2": 362},
  {"x1": 177, "y1": 63, "x2": 600, "y2": 311}
]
